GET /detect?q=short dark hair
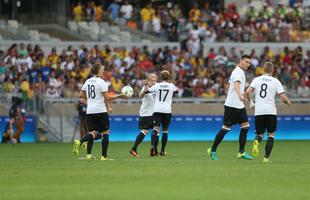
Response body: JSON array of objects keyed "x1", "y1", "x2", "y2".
[
  {"x1": 160, "y1": 70, "x2": 170, "y2": 81},
  {"x1": 241, "y1": 54, "x2": 251, "y2": 60},
  {"x1": 263, "y1": 62, "x2": 274, "y2": 74},
  {"x1": 91, "y1": 63, "x2": 102, "y2": 75}
]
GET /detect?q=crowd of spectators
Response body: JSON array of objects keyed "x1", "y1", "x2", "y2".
[
  {"x1": 71, "y1": 0, "x2": 309, "y2": 48},
  {"x1": 0, "y1": 43, "x2": 309, "y2": 108}
]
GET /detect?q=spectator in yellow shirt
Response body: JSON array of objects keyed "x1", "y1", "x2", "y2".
[
  {"x1": 73, "y1": 2, "x2": 84, "y2": 22},
  {"x1": 189, "y1": 4, "x2": 201, "y2": 23},
  {"x1": 111, "y1": 75, "x2": 123, "y2": 93},
  {"x1": 140, "y1": 4, "x2": 155, "y2": 33},
  {"x1": 95, "y1": 5, "x2": 103, "y2": 22}
]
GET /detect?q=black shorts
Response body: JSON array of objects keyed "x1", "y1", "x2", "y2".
[
  {"x1": 255, "y1": 115, "x2": 277, "y2": 134},
  {"x1": 139, "y1": 116, "x2": 154, "y2": 130},
  {"x1": 223, "y1": 106, "x2": 248, "y2": 126},
  {"x1": 153, "y1": 112, "x2": 172, "y2": 130},
  {"x1": 86, "y1": 112, "x2": 109, "y2": 133}
]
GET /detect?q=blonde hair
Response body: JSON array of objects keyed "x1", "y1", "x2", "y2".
[{"x1": 263, "y1": 62, "x2": 274, "y2": 74}]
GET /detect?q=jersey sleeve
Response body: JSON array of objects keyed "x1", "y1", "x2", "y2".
[
  {"x1": 276, "y1": 80, "x2": 285, "y2": 95},
  {"x1": 81, "y1": 81, "x2": 87, "y2": 91},
  {"x1": 249, "y1": 78, "x2": 257, "y2": 89},
  {"x1": 172, "y1": 83, "x2": 177, "y2": 91},
  {"x1": 100, "y1": 80, "x2": 109, "y2": 93},
  {"x1": 149, "y1": 83, "x2": 158, "y2": 93},
  {"x1": 232, "y1": 70, "x2": 243, "y2": 83}
]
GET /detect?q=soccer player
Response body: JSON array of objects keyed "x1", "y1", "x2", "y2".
[
  {"x1": 2, "y1": 99, "x2": 26, "y2": 144},
  {"x1": 207, "y1": 55, "x2": 253, "y2": 161},
  {"x1": 76, "y1": 98, "x2": 88, "y2": 139},
  {"x1": 129, "y1": 73, "x2": 157, "y2": 157},
  {"x1": 1, "y1": 120, "x2": 17, "y2": 144},
  {"x1": 246, "y1": 62, "x2": 291, "y2": 163},
  {"x1": 142, "y1": 70, "x2": 178, "y2": 156},
  {"x1": 73, "y1": 63, "x2": 128, "y2": 160},
  {"x1": 9, "y1": 100, "x2": 25, "y2": 143}
]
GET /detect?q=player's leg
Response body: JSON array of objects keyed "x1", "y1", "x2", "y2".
[
  {"x1": 150, "y1": 126, "x2": 160, "y2": 156},
  {"x1": 160, "y1": 113, "x2": 172, "y2": 156},
  {"x1": 130, "y1": 116, "x2": 152, "y2": 157},
  {"x1": 150, "y1": 113, "x2": 161, "y2": 156},
  {"x1": 74, "y1": 114, "x2": 96, "y2": 157},
  {"x1": 252, "y1": 115, "x2": 265, "y2": 157},
  {"x1": 263, "y1": 115, "x2": 277, "y2": 163},
  {"x1": 2, "y1": 131, "x2": 11, "y2": 144},
  {"x1": 14, "y1": 119, "x2": 24, "y2": 143},
  {"x1": 130, "y1": 129, "x2": 147, "y2": 157},
  {"x1": 236, "y1": 108, "x2": 253, "y2": 160},
  {"x1": 100, "y1": 113, "x2": 112, "y2": 160},
  {"x1": 100, "y1": 131, "x2": 111, "y2": 160},
  {"x1": 207, "y1": 125, "x2": 231, "y2": 160},
  {"x1": 208, "y1": 106, "x2": 232, "y2": 160},
  {"x1": 85, "y1": 131, "x2": 102, "y2": 159}
]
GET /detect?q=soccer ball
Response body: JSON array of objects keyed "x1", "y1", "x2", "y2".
[{"x1": 121, "y1": 86, "x2": 134, "y2": 97}]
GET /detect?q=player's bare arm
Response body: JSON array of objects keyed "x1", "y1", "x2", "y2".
[
  {"x1": 234, "y1": 81, "x2": 247, "y2": 102},
  {"x1": 279, "y1": 93, "x2": 291, "y2": 106},
  {"x1": 79, "y1": 90, "x2": 87, "y2": 99},
  {"x1": 245, "y1": 87, "x2": 255, "y2": 108},
  {"x1": 102, "y1": 92, "x2": 129, "y2": 102},
  {"x1": 105, "y1": 101, "x2": 113, "y2": 113},
  {"x1": 140, "y1": 81, "x2": 149, "y2": 98}
]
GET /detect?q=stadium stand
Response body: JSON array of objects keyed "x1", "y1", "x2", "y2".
[
  {"x1": 0, "y1": 20, "x2": 61, "y2": 41},
  {"x1": 0, "y1": 42, "x2": 309, "y2": 108},
  {"x1": 69, "y1": 1, "x2": 310, "y2": 43}
]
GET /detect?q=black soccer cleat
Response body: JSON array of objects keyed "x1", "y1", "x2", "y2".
[{"x1": 150, "y1": 148, "x2": 158, "y2": 157}]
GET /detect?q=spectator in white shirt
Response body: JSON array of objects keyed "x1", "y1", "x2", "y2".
[{"x1": 120, "y1": 0, "x2": 133, "y2": 21}]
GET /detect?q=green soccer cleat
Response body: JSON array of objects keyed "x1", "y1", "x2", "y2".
[
  {"x1": 237, "y1": 152, "x2": 253, "y2": 160},
  {"x1": 82, "y1": 142, "x2": 87, "y2": 151},
  {"x1": 85, "y1": 154, "x2": 96, "y2": 160},
  {"x1": 207, "y1": 148, "x2": 218, "y2": 160},
  {"x1": 73, "y1": 140, "x2": 81, "y2": 157},
  {"x1": 99, "y1": 156, "x2": 114, "y2": 161},
  {"x1": 263, "y1": 157, "x2": 272, "y2": 163},
  {"x1": 252, "y1": 140, "x2": 260, "y2": 157}
]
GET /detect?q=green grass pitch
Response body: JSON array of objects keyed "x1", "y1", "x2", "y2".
[{"x1": 1, "y1": 141, "x2": 310, "y2": 200}]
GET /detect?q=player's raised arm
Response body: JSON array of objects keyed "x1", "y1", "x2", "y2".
[
  {"x1": 102, "y1": 92, "x2": 129, "y2": 102},
  {"x1": 140, "y1": 79, "x2": 149, "y2": 98}
]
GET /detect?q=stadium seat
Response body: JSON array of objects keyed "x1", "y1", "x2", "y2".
[
  {"x1": 28, "y1": 30, "x2": 40, "y2": 41},
  {"x1": 39, "y1": 33, "x2": 51, "y2": 41},
  {"x1": 7, "y1": 20, "x2": 19, "y2": 35},
  {"x1": 0, "y1": 20, "x2": 6, "y2": 29},
  {"x1": 67, "y1": 21, "x2": 78, "y2": 32},
  {"x1": 108, "y1": 34, "x2": 121, "y2": 42}
]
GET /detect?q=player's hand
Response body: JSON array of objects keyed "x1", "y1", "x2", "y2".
[
  {"x1": 239, "y1": 94, "x2": 248, "y2": 103},
  {"x1": 108, "y1": 107, "x2": 113, "y2": 113},
  {"x1": 249, "y1": 100, "x2": 255, "y2": 109},
  {"x1": 287, "y1": 100, "x2": 291, "y2": 107},
  {"x1": 143, "y1": 80, "x2": 149, "y2": 86}
]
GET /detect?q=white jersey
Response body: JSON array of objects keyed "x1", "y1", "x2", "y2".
[
  {"x1": 81, "y1": 77, "x2": 108, "y2": 114},
  {"x1": 250, "y1": 75, "x2": 285, "y2": 116},
  {"x1": 149, "y1": 81, "x2": 177, "y2": 114},
  {"x1": 139, "y1": 86, "x2": 156, "y2": 117},
  {"x1": 224, "y1": 66, "x2": 246, "y2": 109}
]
